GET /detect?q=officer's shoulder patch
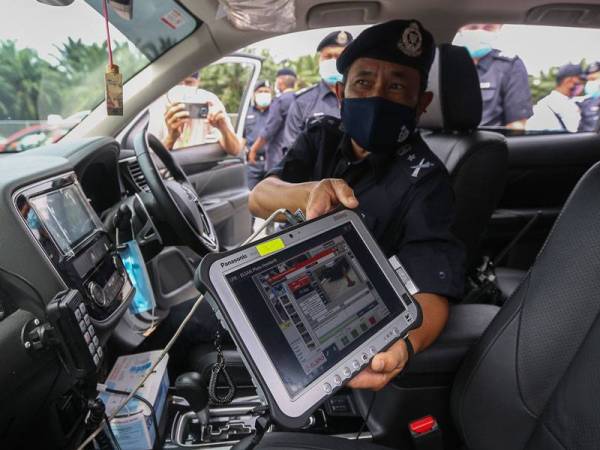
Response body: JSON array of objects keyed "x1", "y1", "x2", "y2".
[
  {"x1": 295, "y1": 85, "x2": 317, "y2": 97},
  {"x1": 396, "y1": 145, "x2": 441, "y2": 182},
  {"x1": 306, "y1": 114, "x2": 340, "y2": 131}
]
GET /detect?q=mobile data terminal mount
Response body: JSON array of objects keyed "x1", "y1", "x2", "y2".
[{"x1": 197, "y1": 209, "x2": 422, "y2": 429}]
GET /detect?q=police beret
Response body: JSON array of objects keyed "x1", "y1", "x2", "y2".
[
  {"x1": 276, "y1": 67, "x2": 297, "y2": 78},
  {"x1": 556, "y1": 64, "x2": 585, "y2": 83},
  {"x1": 254, "y1": 79, "x2": 270, "y2": 91},
  {"x1": 586, "y1": 61, "x2": 600, "y2": 75},
  {"x1": 316, "y1": 30, "x2": 353, "y2": 52},
  {"x1": 336, "y1": 20, "x2": 435, "y2": 80}
]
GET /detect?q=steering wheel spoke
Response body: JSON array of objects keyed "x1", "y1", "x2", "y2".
[{"x1": 133, "y1": 132, "x2": 219, "y2": 255}]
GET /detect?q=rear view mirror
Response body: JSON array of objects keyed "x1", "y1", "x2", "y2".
[{"x1": 35, "y1": 0, "x2": 76, "y2": 5}]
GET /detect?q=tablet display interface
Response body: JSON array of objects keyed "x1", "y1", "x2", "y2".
[{"x1": 225, "y1": 223, "x2": 406, "y2": 398}]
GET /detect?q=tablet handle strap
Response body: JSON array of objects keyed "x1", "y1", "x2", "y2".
[{"x1": 208, "y1": 331, "x2": 236, "y2": 405}]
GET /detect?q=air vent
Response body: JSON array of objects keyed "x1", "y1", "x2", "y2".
[{"x1": 125, "y1": 160, "x2": 149, "y2": 192}]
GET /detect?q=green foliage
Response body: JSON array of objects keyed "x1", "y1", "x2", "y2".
[{"x1": 0, "y1": 38, "x2": 147, "y2": 121}]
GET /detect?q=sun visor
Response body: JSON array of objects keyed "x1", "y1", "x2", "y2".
[{"x1": 217, "y1": 0, "x2": 296, "y2": 33}]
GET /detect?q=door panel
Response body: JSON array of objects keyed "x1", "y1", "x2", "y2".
[{"x1": 484, "y1": 132, "x2": 600, "y2": 269}]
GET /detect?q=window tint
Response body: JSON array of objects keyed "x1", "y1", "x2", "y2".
[{"x1": 453, "y1": 24, "x2": 600, "y2": 134}]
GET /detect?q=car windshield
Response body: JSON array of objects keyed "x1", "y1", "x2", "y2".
[{"x1": 0, "y1": 0, "x2": 197, "y2": 153}]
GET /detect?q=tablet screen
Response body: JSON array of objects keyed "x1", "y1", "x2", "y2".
[{"x1": 225, "y1": 223, "x2": 406, "y2": 398}]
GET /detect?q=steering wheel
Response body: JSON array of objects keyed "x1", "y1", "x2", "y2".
[{"x1": 133, "y1": 132, "x2": 219, "y2": 255}]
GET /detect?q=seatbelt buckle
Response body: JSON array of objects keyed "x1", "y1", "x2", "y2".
[{"x1": 409, "y1": 415, "x2": 443, "y2": 450}]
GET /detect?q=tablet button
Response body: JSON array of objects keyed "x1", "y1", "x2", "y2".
[
  {"x1": 392, "y1": 327, "x2": 400, "y2": 336},
  {"x1": 368, "y1": 346, "x2": 376, "y2": 356},
  {"x1": 361, "y1": 353, "x2": 369, "y2": 363},
  {"x1": 333, "y1": 375, "x2": 342, "y2": 386},
  {"x1": 352, "y1": 360, "x2": 360, "y2": 370},
  {"x1": 323, "y1": 383, "x2": 332, "y2": 393},
  {"x1": 343, "y1": 367, "x2": 351, "y2": 378}
]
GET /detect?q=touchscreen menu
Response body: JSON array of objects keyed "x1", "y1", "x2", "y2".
[
  {"x1": 225, "y1": 223, "x2": 405, "y2": 398},
  {"x1": 29, "y1": 184, "x2": 97, "y2": 253}
]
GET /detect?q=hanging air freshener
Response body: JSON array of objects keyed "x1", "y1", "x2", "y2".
[{"x1": 102, "y1": 0, "x2": 123, "y2": 116}]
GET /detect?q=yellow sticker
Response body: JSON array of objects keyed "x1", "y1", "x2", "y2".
[{"x1": 256, "y1": 238, "x2": 285, "y2": 256}]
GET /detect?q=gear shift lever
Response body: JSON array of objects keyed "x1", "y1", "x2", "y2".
[{"x1": 175, "y1": 372, "x2": 210, "y2": 425}]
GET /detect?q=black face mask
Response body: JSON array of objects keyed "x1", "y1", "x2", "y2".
[{"x1": 340, "y1": 96, "x2": 417, "y2": 154}]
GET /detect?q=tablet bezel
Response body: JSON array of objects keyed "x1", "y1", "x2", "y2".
[{"x1": 200, "y1": 209, "x2": 421, "y2": 427}]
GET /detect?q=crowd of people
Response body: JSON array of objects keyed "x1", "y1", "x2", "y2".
[
  {"x1": 148, "y1": 24, "x2": 600, "y2": 194},
  {"x1": 456, "y1": 23, "x2": 600, "y2": 133}
]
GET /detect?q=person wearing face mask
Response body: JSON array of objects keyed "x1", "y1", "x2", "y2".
[
  {"x1": 280, "y1": 30, "x2": 353, "y2": 151},
  {"x1": 244, "y1": 80, "x2": 273, "y2": 189},
  {"x1": 250, "y1": 20, "x2": 465, "y2": 391},
  {"x1": 248, "y1": 68, "x2": 297, "y2": 172},
  {"x1": 527, "y1": 64, "x2": 585, "y2": 133},
  {"x1": 454, "y1": 24, "x2": 533, "y2": 130},
  {"x1": 577, "y1": 62, "x2": 600, "y2": 132}
]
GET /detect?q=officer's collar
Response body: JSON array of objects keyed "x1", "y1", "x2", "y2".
[
  {"x1": 319, "y1": 80, "x2": 337, "y2": 99},
  {"x1": 475, "y1": 49, "x2": 499, "y2": 71}
]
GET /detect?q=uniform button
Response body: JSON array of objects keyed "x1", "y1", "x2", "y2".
[
  {"x1": 343, "y1": 367, "x2": 351, "y2": 378},
  {"x1": 352, "y1": 360, "x2": 360, "y2": 370},
  {"x1": 333, "y1": 375, "x2": 342, "y2": 386},
  {"x1": 323, "y1": 383, "x2": 332, "y2": 393}
]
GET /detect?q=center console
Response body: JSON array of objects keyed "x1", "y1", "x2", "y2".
[{"x1": 14, "y1": 172, "x2": 134, "y2": 328}]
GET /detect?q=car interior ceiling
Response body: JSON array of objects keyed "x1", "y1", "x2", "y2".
[{"x1": 3, "y1": 0, "x2": 600, "y2": 449}]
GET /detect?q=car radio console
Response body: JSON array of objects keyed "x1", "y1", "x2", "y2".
[
  {"x1": 198, "y1": 209, "x2": 422, "y2": 428},
  {"x1": 14, "y1": 172, "x2": 134, "y2": 327}
]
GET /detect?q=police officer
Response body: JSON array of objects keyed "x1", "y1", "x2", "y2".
[
  {"x1": 244, "y1": 80, "x2": 272, "y2": 189},
  {"x1": 454, "y1": 24, "x2": 533, "y2": 129},
  {"x1": 281, "y1": 30, "x2": 353, "y2": 150},
  {"x1": 578, "y1": 62, "x2": 600, "y2": 132},
  {"x1": 251, "y1": 20, "x2": 465, "y2": 391},
  {"x1": 248, "y1": 68, "x2": 297, "y2": 171}
]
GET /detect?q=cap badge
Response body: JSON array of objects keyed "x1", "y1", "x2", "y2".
[
  {"x1": 398, "y1": 22, "x2": 423, "y2": 57},
  {"x1": 336, "y1": 31, "x2": 349, "y2": 45}
]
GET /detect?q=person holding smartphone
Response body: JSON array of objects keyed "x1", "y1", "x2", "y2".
[{"x1": 148, "y1": 72, "x2": 242, "y2": 155}]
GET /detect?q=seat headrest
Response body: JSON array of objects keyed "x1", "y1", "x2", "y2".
[{"x1": 419, "y1": 44, "x2": 482, "y2": 132}]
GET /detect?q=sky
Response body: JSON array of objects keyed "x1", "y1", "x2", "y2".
[{"x1": 4, "y1": 1, "x2": 600, "y2": 76}]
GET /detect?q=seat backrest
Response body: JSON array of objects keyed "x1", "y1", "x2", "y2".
[
  {"x1": 452, "y1": 161, "x2": 600, "y2": 450},
  {"x1": 420, "y1": 45, "x2": 509, "y2": 273}
]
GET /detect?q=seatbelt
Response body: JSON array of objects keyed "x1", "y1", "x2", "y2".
[{"x1": 493, "y1": 211, "x2": 541, "y2": 266}]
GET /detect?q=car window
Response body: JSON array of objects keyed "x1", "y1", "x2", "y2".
[
  {"x1": 146, "y1": 60, "x2": 259, "y2": 152},
  {"x1": 453, "y1": 24, "x2": 600, "y2": 134},
  {"x1": 0, "y1": 0, "x2": 197, "y2": 153}
]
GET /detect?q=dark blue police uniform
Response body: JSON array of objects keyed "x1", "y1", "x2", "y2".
[
  {"x1": 476, "y1": 50, "x2": 533, "y2": 127},
  {"x1": 281, "y1": 81, "x2": 340, "y2": 152},
  {"x1": 578, "y1": 96, "x2": 600, "y2": 132},
  {"x1": 244, "y1": 105, "x2": 269, "y2": 189},
  {"x1": 269, "y1": 117, "x2": 465, "y2": 300},
  {"x1": 260, "y1": 91, "x2": 296, "y2": 170}
]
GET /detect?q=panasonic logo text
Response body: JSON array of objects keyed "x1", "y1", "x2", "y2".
[{"x1": 221, "y1": 254, "x2": 248, "y2": 268}]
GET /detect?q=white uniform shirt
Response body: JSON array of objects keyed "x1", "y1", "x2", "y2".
[
  {"x1": 527, "y1": 90, "x2": 581, "y2": 132},
  {"x1": 148, "y1": 89, "x2": 233, "y2": 150}
]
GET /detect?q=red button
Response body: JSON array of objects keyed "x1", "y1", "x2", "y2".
[{"x1": 409, "y1": 415, "x2": 436, "y2": 434}]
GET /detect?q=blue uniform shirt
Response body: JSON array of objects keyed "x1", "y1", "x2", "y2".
[
  {"x1": 269, "y1": 116, "x2": 466, "y2": 300},
  {"x1": 477, "y1": 50, "x2": 533, "y2": 126},
  {"x1": 281, "y1": 80, "x2": 340, "y2": 152},
  {"x1": 578, "y1": 95, "x2": 600, "y2": 132},
  {"x1": 260, "y1": 91, "x2": 295, "y2": 170},
  {"x1": 244, "y1": 105, "x2": 270, "y2": 155}
]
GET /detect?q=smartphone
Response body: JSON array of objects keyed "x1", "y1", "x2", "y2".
[{"x1": 186, "y1": 102, "x2": 209, "y2": 119}]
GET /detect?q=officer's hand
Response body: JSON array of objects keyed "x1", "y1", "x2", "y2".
[
  {"x1": 164, "y1": 103, "x2": 190, "y2": 143},
  {"x1": 247, "y1": 148, "x2": 258, "y2": 165},
  {"x1": 347, "y1": 338, "x2": 410, "y2": 391},
  {"x1": 306, "y1": 179, "x2": 359, "y2": 220}
]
